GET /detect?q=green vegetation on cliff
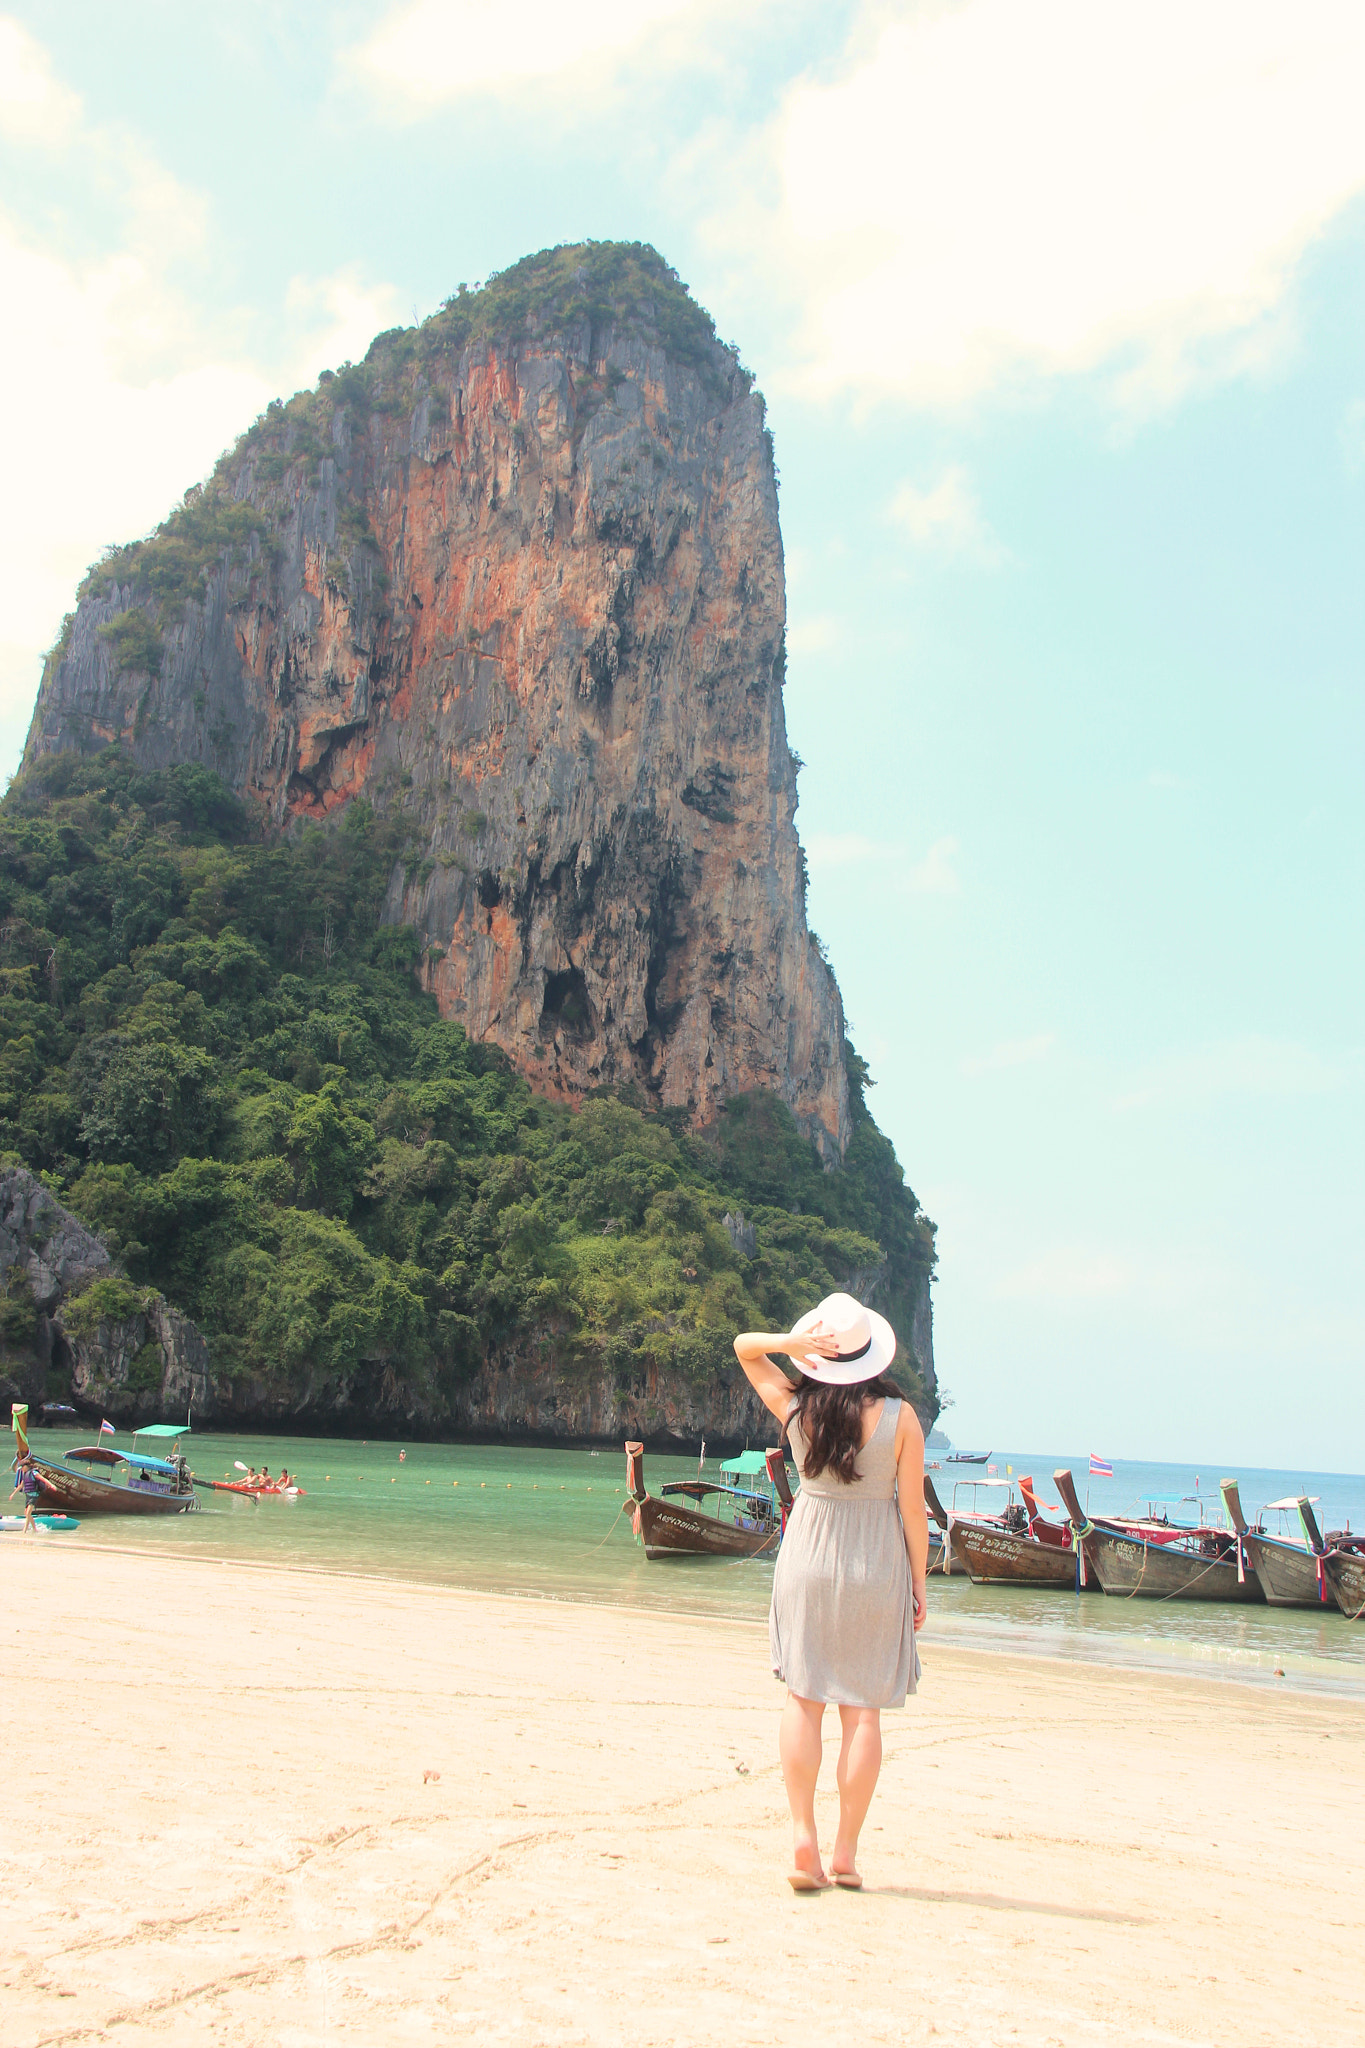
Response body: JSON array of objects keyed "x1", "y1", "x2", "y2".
[{"x1": 0, "y1": 753, "x2": 935, "y2": 1423}]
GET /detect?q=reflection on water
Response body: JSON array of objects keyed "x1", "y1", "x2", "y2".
[{"x1": 30, "y1": 1430, "x2": 1365, "y2": 1696}]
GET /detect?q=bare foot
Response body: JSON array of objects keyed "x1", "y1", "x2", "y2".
[
  {"x1": 788, "y1": 1834, "x2": 828, "y2": 1891},
  {"x1": 831, "y1": 1841, "x2": 862, "y2": 1888}
]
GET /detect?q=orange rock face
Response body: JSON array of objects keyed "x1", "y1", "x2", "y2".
[{"x1": 27, "y1": 292, "x2": 850, "y2": 1157}]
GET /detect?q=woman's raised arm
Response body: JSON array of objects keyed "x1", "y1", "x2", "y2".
[{"x1": 733, "y1": 1326, "x2": 839, "y2": 1422}]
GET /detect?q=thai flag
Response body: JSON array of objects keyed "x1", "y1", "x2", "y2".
[
  {"x1": 1089, "y1": 1453, "x2": 1113, "y2": 1477},
  {"x1": 100, "y1": 1419, "x2": 116, "y2": 1436}
]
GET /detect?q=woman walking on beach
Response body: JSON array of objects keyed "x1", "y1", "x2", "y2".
[{"x1": 734, "y1": 1292, "x2": 929, "y2": 1892}]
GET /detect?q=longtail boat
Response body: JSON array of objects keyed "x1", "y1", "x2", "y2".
[
  {"x1": 949, "y1": 1475, "x2": 1090, "y2": 1588},
  {"x1": 926, "y1": 1471, "x2": 1071, "y2": 1581},
  {"x1": 20, "y1": 1417, "x2": 200, "y2": 1516},
  {"x1": 1054, "y1": 1468, "x2": 1263, "y2": 1603},
  {"x1": 624, "y1": 1442, "x2": 789, "y2": 1559},
  {"x1": 1220, "y1": 1481, "x2": 1334, "y2": 1608},
  {"x1": 923, "y1": 1474, "x2": 968, "y2": 1574},
  {"x1": 1296, "y1": 1499, "x2": 1365, "y2": 1622}
]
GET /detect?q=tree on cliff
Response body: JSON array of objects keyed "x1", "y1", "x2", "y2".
[{"x1": 0, "y1": 752, "x2": 937, "y2": 1427}]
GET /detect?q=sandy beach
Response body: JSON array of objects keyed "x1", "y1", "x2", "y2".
[{"x1": 5, "y1": 1542, "x2": 1364, "y2": 2048}]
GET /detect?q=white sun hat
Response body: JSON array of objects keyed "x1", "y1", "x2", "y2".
[{"x1": 788, "y1": 1291, "x2": 896, "y2": 1385}]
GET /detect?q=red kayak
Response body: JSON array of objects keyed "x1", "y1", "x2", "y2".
[{"x1": 207, "y1": 1478, "x2": 306, "y2": 1498}]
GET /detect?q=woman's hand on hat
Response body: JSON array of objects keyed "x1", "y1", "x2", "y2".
[{"x1": 790, "y1": 1321, "x2": 841, "y2": 1360}]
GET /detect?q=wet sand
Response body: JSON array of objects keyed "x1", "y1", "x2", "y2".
[{"x1": 6, "y1": 1542, "x2": 1365, "y2": 2047}]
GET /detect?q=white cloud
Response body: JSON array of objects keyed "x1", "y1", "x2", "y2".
[
  {"x1": 772, "y1": 0, "x2": 1365, "y2": 409},
  {"x1": 1115, "y1": 1036, "x2": 1360, "y2": 1111},
  {"x1": 0, "y1": 24, "x2": 400, "y2": 776},
  {"x1": 351, "y1": 0, "x2": 699, "y2": 105},
  {"x1": 961, "y1": 1033, "x2": 1056, "y2": 1077},
  {"x1": 993, "y1": 1246, "x2": 1137, "y2": 1302},
  {"x1": 905, "y1": 833, "x2": 960, "y2": 895},
  {"x1": 283, "y1": 269, "x2": 405, "y2": 385},
  {"x1": 888, "y1": 466, "x2": 1001, "y2": 558},
  {"x1": 0, "y1": 16, "x2": 79, "y2": 141},
  {"x1": 787, "y1": 612, "x2": 839, "y2": 655},
  {"x1": 805, "y1": 830, "x2": 961, "y2": 896},
  {"x1": 805, "y1": 832, "x2": 884, "y2": 867}
]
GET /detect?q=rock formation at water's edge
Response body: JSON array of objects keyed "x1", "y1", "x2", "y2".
[{"x1": 15, "y1": 244, "x2": 936, "y2": 1436}]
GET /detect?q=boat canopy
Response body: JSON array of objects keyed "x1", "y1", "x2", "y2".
[
  {"x1": 132, "y1": 1423, "x2": 189, "y2": 1439},
  {"x1": 1265, "y1": 1495, "x2": 1320, "y2": 1511},
  {"x1": 720, "y1": 1451, "x2": 772, "y2": 1477},
  {"x1": 121, "y1": 1452, "x2": 178, "y2": 1475}
]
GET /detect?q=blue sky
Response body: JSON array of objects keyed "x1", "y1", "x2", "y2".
[{"x1": 1, "y1": 2, "x2": 1361, "y2": 1467}]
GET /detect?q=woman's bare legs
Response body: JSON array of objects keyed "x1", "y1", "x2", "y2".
[
  {"x1": 832, "y1": 1706, "x2": 882, "y2": 1881},
  {"x1": 779, "y1": 1692, "x2": 826, "y2": 1881}
]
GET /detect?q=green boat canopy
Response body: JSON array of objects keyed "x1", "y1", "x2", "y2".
[
  {"x1": 131, "y1": 1423, "x2": 190, "y2": 1439},
  {"x1": 720, "y1": 1451, "x2": 772, "y2": 1477}
]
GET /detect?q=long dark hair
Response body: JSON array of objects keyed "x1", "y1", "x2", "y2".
[{"x1": 786, "y1": 1373, "x2": 903, "y2": 1483}]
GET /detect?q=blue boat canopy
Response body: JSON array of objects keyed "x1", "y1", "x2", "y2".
[
  {"x1": 720, "y1": 1451, "x2": 772, "y2": 1477},
  {"x1": 121, "y1": 1452, "x2": 178, "y2": 1475}
]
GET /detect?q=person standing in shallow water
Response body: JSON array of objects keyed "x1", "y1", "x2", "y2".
[{"x1": 734, "y1": 1292, "x2": 929, "y2": 1892}]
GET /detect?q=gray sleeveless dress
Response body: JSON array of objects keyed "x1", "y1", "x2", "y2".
[{"x1": 769, "y1": 1397, "x2": 919, "y2": 1708}]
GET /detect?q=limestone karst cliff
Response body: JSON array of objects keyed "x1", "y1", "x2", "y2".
[
  {"x1": 13, "y1": 243, "x2": 938, "y2": 1437},
  {"x1": 27, "y1": 243, "x2": 849, "y2": 1161}
]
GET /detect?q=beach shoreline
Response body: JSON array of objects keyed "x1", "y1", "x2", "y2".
[
  {"x1": 7, "y1": 1542, "x2": 1365, "y2": 2047},
  {"x1": 27, "y1": 1529, "x2": 1365, "y2": 1703}
]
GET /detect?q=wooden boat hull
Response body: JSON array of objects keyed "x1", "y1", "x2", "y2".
[
  {"x1": 30, "y1": 1458, "x2": 199, "y2": 1516},
  {"x1": 1087, "y1": 1527, "x2": 1263, "y2": 1602},
  {"x1": 1244, "y1": 1533, "x2": 1335, "y2": 1608},
  {"x1": 951, "y1": 1520, "x2": 1088, "y2": 1588},
  {"x1": 1324, "y1": 1549, "x2": 1365, "y2": 1621},
  {"x1": 631, "y1": 1494, "x2": 779, "y2": 1560}
]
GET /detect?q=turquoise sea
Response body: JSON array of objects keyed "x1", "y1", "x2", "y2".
[{"x1": 22, "y1": 1428, "x2": 1365, "y2": 1696}]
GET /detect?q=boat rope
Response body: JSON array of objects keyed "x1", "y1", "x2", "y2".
[
  {"x1": 585, "y1": 1502, "x2": 634, "y2": 1555},
  {"x1": 1116, "y1": 1536, "x2": 1240, "y2": 1603}
]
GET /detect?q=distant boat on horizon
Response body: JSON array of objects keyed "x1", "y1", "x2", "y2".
[{"x1": 945, "y1": 1450, "x2": 991, "y2": 1465}]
